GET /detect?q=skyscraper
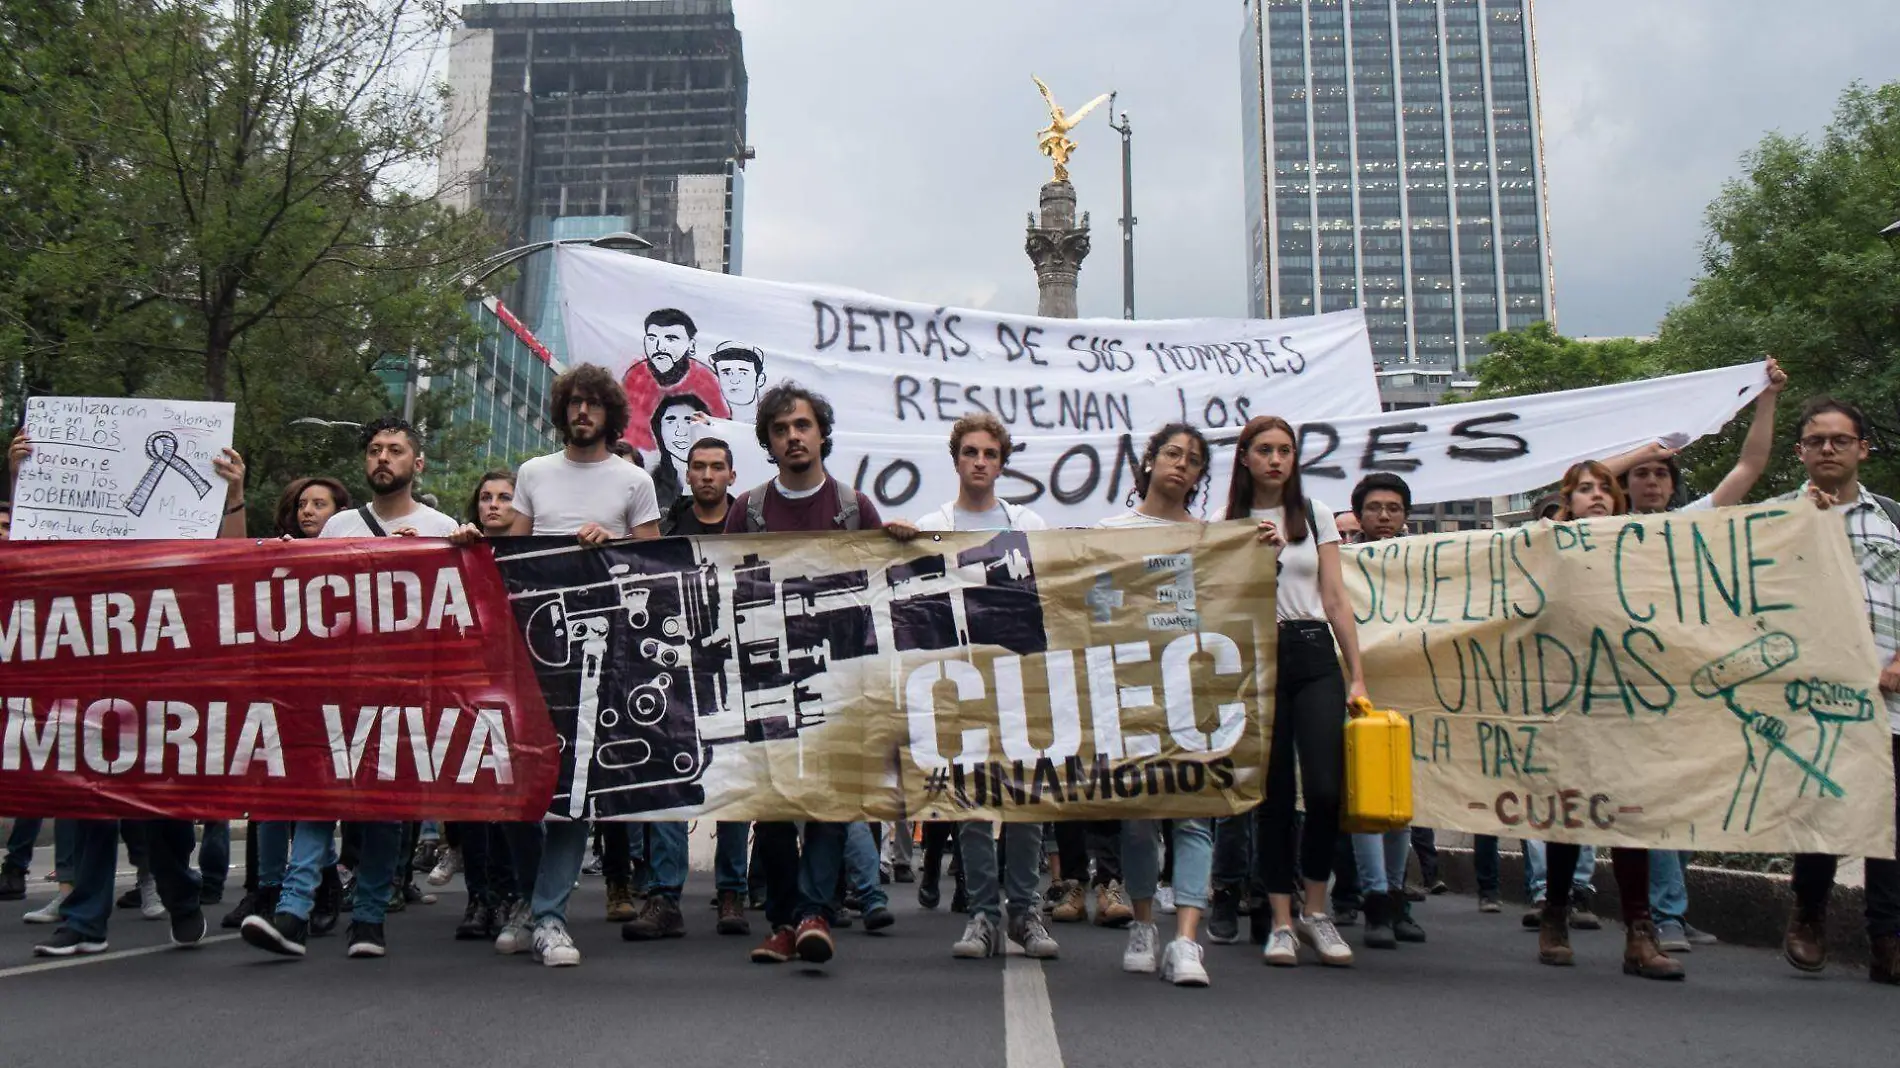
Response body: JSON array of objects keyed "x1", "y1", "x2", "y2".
[
  {"x1": 1240, "y1": 0, "x2": 1554, "y2": 395},
  {"x1": 442, "y1": 1, "x2": 749, "y2": 355}
]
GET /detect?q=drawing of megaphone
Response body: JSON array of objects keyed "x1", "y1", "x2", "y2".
[{"x1": 1691, "y1": 632, "x2": 1798, "y2": 699}]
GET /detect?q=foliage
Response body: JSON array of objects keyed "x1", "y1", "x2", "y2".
[
  {"x1": 1468, "y1": 321, "x2": 1659, "y2": 401},
  {"x1": 0, "y1": 0, "x2": 507, "y2": 521}
]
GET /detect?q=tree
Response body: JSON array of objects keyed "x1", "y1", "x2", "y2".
[
  {"x1": 1467, "y1": 321, "x2": 1658, "y2": 401},
  {"x1": 1, "y1": 0, "x2": 506, "y2": 520},
  {"x1": 1654, "y1": 81, "x2": 1900, "y2": 495}
]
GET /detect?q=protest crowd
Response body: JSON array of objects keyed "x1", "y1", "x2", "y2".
[{"x1": 3, "y1": 352, "x2": 1898, "y2": 992}]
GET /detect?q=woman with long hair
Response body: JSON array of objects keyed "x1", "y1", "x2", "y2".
[
  {"x1": 221, "y1": 474, "x2": 352, "y2": 933},
  {"x1": 1222, "y1": 415, "x2": 1365, "y2": 969},
  {"x1": 466, "y1": 472, "x2": 517, "y2": 535},
  {"x1": 273, "y1": 477, "x2": 351, "y2": 540},
  {"x1": 1097, "y1": 423, "x2": 1218, "y2": 986},
  {"x1": 1536, "y1": 460, "x2": 1683, "y2": 980}
]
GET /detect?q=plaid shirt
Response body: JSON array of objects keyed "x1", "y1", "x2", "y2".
[{"x1": 1779, "y1": 483, "x2": 1900, "y2": 733}]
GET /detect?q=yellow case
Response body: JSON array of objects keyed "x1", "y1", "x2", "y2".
[{"x1": 1343, "y1": 703, "x2": 1413, "y2": 834}]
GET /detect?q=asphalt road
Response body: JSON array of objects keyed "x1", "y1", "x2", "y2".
[{"x1": 1, "y1": 847, "x2": 1895, "y2": 1068}]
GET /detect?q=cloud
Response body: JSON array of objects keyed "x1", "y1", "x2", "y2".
[{"x1": 731, "y1": 0, "x2": 1896, "y2": 337}]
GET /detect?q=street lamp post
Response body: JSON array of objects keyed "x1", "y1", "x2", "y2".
[
  {"x1": 398, "y1": 231, "x2": 654, "y2": 423},
  {"x1": 1107, "y1": 93, "x2": 1136, "y2": 320}
]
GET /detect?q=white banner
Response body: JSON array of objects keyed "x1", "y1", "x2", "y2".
[
  {"x1": 12, "y1": 396, "x2": 235, "y2": 540},
  {"x1": 697, "y1": 363, "x2": 1771, "y2": 523},
  {"x1": 556, "y1": 245, "x2": 1381, "y2": 509}
]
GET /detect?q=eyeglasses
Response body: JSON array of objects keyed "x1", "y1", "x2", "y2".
[{"x1": 1798, "y1": 434, "x2": 1862, "y2": 452}]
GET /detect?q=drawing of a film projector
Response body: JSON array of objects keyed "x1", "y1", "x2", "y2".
[{"x1": 520, "y1": 543, "x2": 725, "y2": 817}]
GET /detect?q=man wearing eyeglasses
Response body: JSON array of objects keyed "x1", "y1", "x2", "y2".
[{"x1": 1776, "y1": 395, "x2": 1900, "y2": 986}]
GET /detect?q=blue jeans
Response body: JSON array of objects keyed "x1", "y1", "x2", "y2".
[
  {"x1": 646, "y1": 821, "x2": 688, "y2": 900},
  {"x1": 715, "y1": 822, "x2": 749, "y2": 893},
  {"x1": 1124, "y1": 819, "x2": 1213, "y2": 912},
  {"x1": 960, "y1": 821, "x2": 1042, "y2": 922},
  {"x1": 794, "y1": 822, "x2": 849, "y2": 924},
  {"x1": 255, "y1": 821, "x2": 291, "y2": 888},
  {"x1": 63, "y1": 820, "x2": 200, "y2": 940},
  {"x1": 844, "y1": 823, "x2": 888, "y2": 911},
  {"x1": 1650, "y1": 849, "x2": 1691, "y2": 923},
  {"x1": 1351, "y1": 829, "x2": 1411, "y2": 895},
  {"x1": 529, "y1": 820, "x2": 592, "y2": 925},
  {"x1": 281, "y1": 821, "x2": 399, "y2": 925},
  {"x1": 5, "y1": 817, "x2": 42, "y2": 873},
  {"x1": 198, "y1": 822, "x2": 230, "y2": 894},
  {"x1": 1525, "y1": 840, "x2": 1595, "y2": 903}
]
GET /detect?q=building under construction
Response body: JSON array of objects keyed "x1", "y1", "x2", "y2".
[{"x1": 443, "y1": 1, "x2": 749, "y2": 354}]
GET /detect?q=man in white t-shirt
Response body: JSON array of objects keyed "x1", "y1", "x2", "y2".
[
  {"x1": 498, "y1": 365, "x2": 661, "y2": 968},
  {"x1": 242, "y1": 416, "x2": 472, "y2": 962},
  {"x1": 915, "y1": 415, "x2": 1059, "y2": 964}
]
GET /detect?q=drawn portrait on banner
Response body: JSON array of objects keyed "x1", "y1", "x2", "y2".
[
  {"x1": 648, "y1": 393, "x2": 711, "y2": 503},
  {"x1": 621, "y1": 307, "x2": 728, "y2": 451},
  {"x1": 710, "y1": 343, "x2": 767, "y2": 428}
]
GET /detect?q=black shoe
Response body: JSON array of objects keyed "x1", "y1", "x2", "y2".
[
  {"x1": 621, "y1": 894, "x2": 686, "y2": 941},
  {"x1": 1208, "y1": 886, "x2": 1241, "y2": 945},
  {"x1": 892, "y1": 864, "x2": 914, "y2": 884},
  {"x1": 862, "y1": 905, "x2": 895, "y2": 932},
  {"x1": 170, "y1": 908, "x2": 207, "y2": 948},
  {"x1": 1522, "y1": 907, "x2": 1544, "y2": 930},
  {"x1": 1362, "y1": 892, "x2": 1397, "y2": 949},
  {"x1": 455, "y1": 898, "x2": 493, "y2": 940},
  {"x1": 411, "y1": 840, "x2": 440, "y2": 875},
  {"x1": 401, "y1": 881, "x2": 425, "y2": 904},
  {"x1": 310, "y1": 869, "x2": 342, "y2": 936},
  {"x1": 1569, "y1": 890, "x2": 1603, "y2": 931},
  {"x1": 878, "y1": 863, "x2": 893, "y2": 886},
  {"x1": 918, "y1": 880, "x2": 941, "y2": 910},
  {"x1": 1428, "y1": 879, "x2": 1450, "y2": 896},
  {"x1": 385, "y1": 885, "x2": 407, "y2": 914},
  {"x1": 221, "y1": 886, "x2": 279, "y2": 930},
  {"x1": 32, "y1": 926, "x2": 108, "y2": 957},
  {"x1": 842, "y1": 892, "x2": 864, "y2": 914},
  {"x1": 1333, "y1": 902, "x2": 1360, "y2": 927},
  {"x1": 347, "y1": 921, "x2": 387, "y2": 958},
  {"x1": 198, "y1": 883, "x2": 225, "y2": 906},
  {"x1": 116, "y1": 885, "x2": 141, "y2": 909},
  {"x1": 950, "y1": 871, "x2": 969, "y2": 914},
  {"x1": 1391, "y1": 890, "x2": 1427, "y2": 944},
  {"x1": 833, "y1": 908, "x2": 854, "y2": 929},
  {"x1": 0, "y1": 866, "x2": 26, "y2": 901},
  {"x1": 1404, "y1": 884, "x2": 1428, "y2": 903},
  {"x1": 241, "y1": 912, "x2": 309, "y2": 957}
]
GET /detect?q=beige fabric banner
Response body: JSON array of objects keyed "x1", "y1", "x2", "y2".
[
  {"x1": 495, "y1": 521, "x2": 1276, "y2": 822},
  {"x1": 1346, "y1": 500, "x2": 1897, "y2": 855}
]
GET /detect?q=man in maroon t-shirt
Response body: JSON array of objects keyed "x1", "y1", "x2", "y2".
[{"x1": 728, "y1": 383, "x2": 918, "y2": 967}]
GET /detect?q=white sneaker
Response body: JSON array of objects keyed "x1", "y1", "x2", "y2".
[
  {"x1": 1156, "y1": 884, "x2": 1177, "y2": 915},
  {"x1": 24, "y1": 890, "x2": 68, "y2": 925},
  {"x1": 1121, "y1": 920, "x2": 1159, "y2": 973},
  {"x1": 1263, "y1": 925, "x2": 1299, "y2": 967},
  {"x1": 1160, "y1": 937, "x2": 1209, "y2": 987},
  {"x1": 137, "y1": 872, "x2": 164, "y2": 920},
  {"x1": 952, "y1": 913, "x2": 1000, "y2": 959},
  {"x1": 1295, "y1": 912, "x2": 1354, "y2": 966},
  {"x1": 532, "y1": 918, "x2": 581, "y2": 967},
  {"x1": 493, "y1": 901, "x2": 534, "y2": 955},
  {"x1": 426, "y1": 847, "x2": 462, "y2": 888}
]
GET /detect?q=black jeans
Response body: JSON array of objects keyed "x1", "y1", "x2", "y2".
[
  {"x1": 1411, "y1": 826, "x2": 1439, "y2": 886},
  {"x1": 1473, "y1": 835, "x2": 1501, "y2": 897},
  {"x1": 1794, "y1": 735, "x2": 1900, "y2": 938},
  {"x1": 1053, "y1": 820, "x2": 1124, "y2": 886},
  {"x1": 754, "y1": 821, "x2": 803, "y2": 930},
  {"x1": 455, "y1": 822, "x2": 517, "y2": 905},
  {"x1": 1257, "y1": 620, "x2": 1347, "y2": 896}
]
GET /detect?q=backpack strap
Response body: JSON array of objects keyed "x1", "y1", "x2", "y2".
[
  {"x1": 835, "y1": 489, "x2": 861, "y2": 531},
  {"x1": 356, "y1": 505, "x2": 388, "y2": 537},
  {"x1": 744, "y1": 480, "x2": 772, "y2": 534},
  {"x1": 1871, "y1": 492, "x2": 1900, "y2": 533}
]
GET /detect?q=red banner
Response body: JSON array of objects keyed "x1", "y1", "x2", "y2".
[{"x1": 0, "y1": 538, "x2": 558, "y2": 820}]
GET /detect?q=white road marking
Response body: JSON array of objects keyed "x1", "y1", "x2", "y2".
[
  {"x1": 0, "y1": 934, "x2": 241, "y2": 980},
  {"x1": 1003, "y1": 943, "x2": 1066, "y2": 1068}
]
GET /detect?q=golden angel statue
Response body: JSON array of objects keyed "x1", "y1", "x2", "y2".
[{"x1": 1033, "y1": 75, "x2": 1110, "y2": 182}]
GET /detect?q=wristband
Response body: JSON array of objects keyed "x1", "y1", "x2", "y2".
[{"x1": 225, "y1": 499, "x2": 247, "y2": 515}]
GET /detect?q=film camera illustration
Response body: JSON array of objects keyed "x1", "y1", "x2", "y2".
[
  {"x1": 886, "y1": 531, "x2": 1048, "y2": 656},
  {"x1": 505, "y1": 529, "x2": 1050, "y2": 817},
  {"x1": 514, "y1": 539, "x2": 727, "y2": 818}
]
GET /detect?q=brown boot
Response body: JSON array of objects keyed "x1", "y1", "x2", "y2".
[
  {"x1": 1537, "y1": 910, "x2": 1573, "y2": 966},
  {"x1": 1623, "y1": 919, "x2": 1686, "y2": 980},
  {"x1": 1871, "y1": 933, "x2": 1899, "y2": 985},
  {"x1": 1783, "y1": 904, "x2": 1828, "y2": 973},
  {"x1": 605, "y1": 877, "x2": 638, "y2": 923}
]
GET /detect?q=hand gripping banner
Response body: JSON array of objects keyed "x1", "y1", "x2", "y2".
[{"x1": 0, "y1": 539, "x2": 559, "y2": 820}]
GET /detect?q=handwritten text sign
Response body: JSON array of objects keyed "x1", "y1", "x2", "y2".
[
  {"x1": 12, "y1": 397, "x2": 236, "y2": 541},
  {"x1": 1347, "y1": 502, "x2": 1896, "y2": 855}
]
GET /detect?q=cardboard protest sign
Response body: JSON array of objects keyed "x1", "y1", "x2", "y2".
[
  {"x1": 11, "y1": 396, "x2": 236, "y2": 540},
  {"x1": 1348, "y1": 502, "x2": 1897, "y2": 855},
  {"x1": 492, "y1": 521, "x2": 1277, "y2": 822}
]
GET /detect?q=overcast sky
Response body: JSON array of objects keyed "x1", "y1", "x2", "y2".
[{"x1": 728, "y1": 0, "x2": 1896, "y2": 336}]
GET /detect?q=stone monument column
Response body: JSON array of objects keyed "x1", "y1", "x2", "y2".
[{"x1": 1025, "y1": 181, "x2": 1091, "y2": 319}]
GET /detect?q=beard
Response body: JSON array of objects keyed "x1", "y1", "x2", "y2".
[
  {"x1": 568, "y1": 423, "x2": 604, "y2": 448},
  {"x1": 367, "y1": 468, "x2": 414, "y2": 496}
]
